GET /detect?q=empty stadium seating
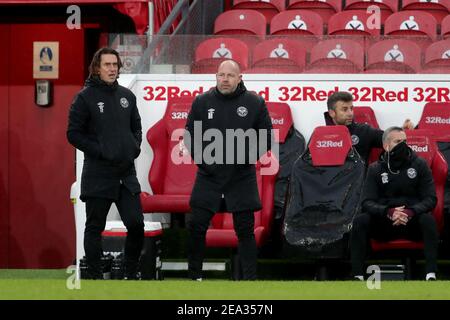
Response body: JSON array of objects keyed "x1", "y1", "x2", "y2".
[
  {"x1": 191, "y1": 38, "x2": 249, "y2": 73},
  {"x1": 371, "y1": 129, "x2": 448, "y2": 270},
  {"x1": 287, "y1": 0, "x2": 341, "y2": 24},
  {"x1": 270, "y1": 10, "x2": 324, "y2": 36},
  {"x1": 344, "y1": 0, "x2": 398, "y2": 17},
  {"x1": 246, "y1": 38, "x2": 307, "y2": 73},
  {"x1": 140, "y1": 96, "x2": 197, "y2": 214},
  {"x1": 384, "y1": 11, "x2": 437, "y2": 48},
  {"x1": 231, "y1": 0, "x2": 285, "y2": 23},
  {"x1": 365, "y1": 39, "x2": 422, "y2": 73},
  {"x1": 305, "y1": 39, "x2": 364, "y2": 73},
  {"x1": 441, "y1": 15, "x2": 450, "y2": 38},
  {"x1": 402, "y1": 0, "x2": 450, "y2": 24},
  {"x1": 214, "y1": 9, "x2": 267, "y2": 47},
  {"x1": 328, "y1": 10, "x2": 382, "y2": 36},
  {"x1": 422, "y1": 39, "x2": 450, "y2": 73}
]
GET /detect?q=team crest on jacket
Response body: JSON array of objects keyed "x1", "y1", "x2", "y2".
[
  {"x1": 237, "y1": 106, "x2": 248, "y2": 117},
  {"x1": 351, "y1": 134, "x2": 360, "y2": 145},
  {"x1": 120, "y1": 97, "x2": 129, "y2": 108},
  {"x1": 407, "y1": 168, "x2": 417, "y2": 179},
  {"x1": 381, "y1": 172, "x2": 389, "y2": 184}
]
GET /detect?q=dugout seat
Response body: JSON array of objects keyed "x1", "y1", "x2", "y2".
[
  {"x1": 353, "y1": 106, "x2": 383, "y2": 164},
  {"x1": 231, "y1": 0, "x2": 286, "y2": 23},
  {"x1": 140, "y1": 96, "x2": 197, "y2": 214},
  {"x1": 283, "y1": 125, "x2": 366, "y2": 264},
  {"x1": 365, "y1": 39, "x2": 422, "y2": 74},
  {"x1": 370, "y1": 129, "x2": 448, "y2": 278},
  {"x1": 191, "y1": 38, "x2": 249, "y2": 73}
]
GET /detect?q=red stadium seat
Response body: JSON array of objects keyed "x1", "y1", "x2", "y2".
[
  {"x1": 266, "y1": 102, "x2": 294, "y2": 144},
  {"x1": 365, "y1": 39, "x2": 422, "y2": 74},
  {"x1": 191, "y1": 38, "x2": 249, "y2": 73},
  {"x1": 214, "y1": 9, "x2": 267, "y2": 37},
  {"x1": 441, "y1": 15, "x2": 450, "y2": 39},
  {"x1": 287, "y1": 0, "x2": 341, "y2": 24},
  {"x1": 371, "y1": 130, "x2": 448, "y2": 260},
  {"x1": 328, "y1": 10, "x2": 383, "y2": 36},
  {"x1": 402, "y1": 0, "x2": 450, "y2": 24},
  {"x1": 305, "y1": 39, "x2": 364, "y2": 73},
  {"x1": 140, "y1": 96, "x2": 197, "y2": 214},
  {"x1": 231, "y1": 0, "x2": 286, "y2": 23},
  {"x1": 422, "y1": 39, "x2": 450, "y2": 73},
  {"x1": 353, "y1": 106, "x2": 383, "y2": 164},
  {"x1": 384, "y1": 11, "x2": 438, "y2": 47},
  {"x1": 270, "y1": 10, "x2": 324, "y2": 36},
  {"x1": 418, "y1": 102, "x2": 450, "y2": 143},
  {"x1": 344, "y1": 0, "x2": 398, "y2": 13},
  {"x1": 247, "y1": 38, "x2": 307, "y2": 73}
]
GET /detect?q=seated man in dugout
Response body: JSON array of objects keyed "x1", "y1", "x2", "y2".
[{"x1": 350, "y1": 126, "x2": 439, "y2": 281}]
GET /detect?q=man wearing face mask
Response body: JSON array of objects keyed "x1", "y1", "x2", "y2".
[
  {"x1": 350, "y1": 127, "x2": 439, "y2": 281},
  {"x1": 324, "y1": 91, "x2": 414, "y2": 164}
]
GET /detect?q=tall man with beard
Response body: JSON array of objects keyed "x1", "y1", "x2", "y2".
[{"x1": 184, "y1": 60, "x2": 273, "y2": 280}]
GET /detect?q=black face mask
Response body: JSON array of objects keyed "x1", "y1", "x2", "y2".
[{"x1": 387, "y1": 141, "x2": 410, "y2": 171}]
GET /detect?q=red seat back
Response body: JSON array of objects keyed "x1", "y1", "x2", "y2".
[
  {"x1": 402, "y1": 0, "x2": 450, "y2": 24},
  {"x1": 353, "y1": 106, "x2": 380, "y2": 129},
  {"x1": 192, "y1": 38, "x2": 249, "y2": 73},
  {"x1": 385, "y1": 10, "x2": 438, "y2": 40},
  {"x1": 443, "y1": 15, "x2": 450, "y2": 38},
  {"x1": 147, "y1": 96, "x2": 197, "y2": 195},
  {"x1": 270, "y1": 10, "x2": 324, "y2": 36},
  {"x1": 366, "y1": 39, "x2": 422, "y2": 74},
  {"x1": 309, "y1": 125, "x2": 353, "y2": 166},
  {"x1": 405, "y1": 129, "x2": 448, "y2": 231},
  {"x1": 250, "y1": 39, "x2": 307, "y2": 72},
  {"x1": 287, "y1": 0, "x2": 341, "y2": 23},
  {"x1": 423, "y1": 40, "x2": 450, "y2": 70},
  {"x1": 214, "y1": 9, "x2": 267, "y2": 37},
  {"x1": 232, "y1": 0, "x2": 285, "y2": 23},
  {"x1": 417, "y1": 102, "x2": 450, "y2": 142},
  {"x1": 266, "y1": 102, "x2": 294, "y2": 143},
  {"x1": 328, "y1": 10, "x2": 383, "y2": 36},
  {"x1": 344, "y1": 0, "x2": 398, "y2": 13},
  {"x1": 306, "y1": 39, "x2": 364, "y2": 73}
]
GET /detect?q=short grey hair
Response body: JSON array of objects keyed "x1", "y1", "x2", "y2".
[{"x1": 382, "y1": 126, "x2": 404, "y2": 144}]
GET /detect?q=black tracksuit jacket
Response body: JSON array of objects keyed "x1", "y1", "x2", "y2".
[
  {"x1": 362, "y1": 149, "x2": 437, "y2": 217},
  {"x1": 67, "y1": 77, "x2": 142, "y2": 201},
  {"x1": 184, "y1": 82, "x2": 273, "y2": 212},
  {"x1": 324, "y1": 111, "x2": 383, "y2": 164}
]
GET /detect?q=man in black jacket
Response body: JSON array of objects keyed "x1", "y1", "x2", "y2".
[
  {"x1": 324, "y1": 91, "x2": 414, "y2": 164},
  {"x1": 184, "y1": 60, "x2": 273, "y2": 280},
  {"x1": 350, "y1": 126, "x2": 439, "y2": 280},
  {"x1": 67, "y1": 47, "x2": 144, "y2": 279}
]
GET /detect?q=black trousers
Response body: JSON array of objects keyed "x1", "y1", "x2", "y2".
[
  {"x1": 187, "y1": 206, "x2": 257, "y2": 280},
  {"x1": 350, "y1": 212, "x2": 438, "y2": 276},
  {"x1": 84, "y1": 185, "x2": 144, "y2": 277}
]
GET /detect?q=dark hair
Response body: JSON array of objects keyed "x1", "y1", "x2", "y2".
[
  {"x1": 327, "y1": 91, "x2": 353, "y2": 111},
  {"x1": 88, "y1": 47, "x2": 123, "y2": 78}
]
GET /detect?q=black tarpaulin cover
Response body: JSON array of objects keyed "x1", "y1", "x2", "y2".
[{"x1": 283, "y1": 148, "x2": 365, "y2": 252}]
